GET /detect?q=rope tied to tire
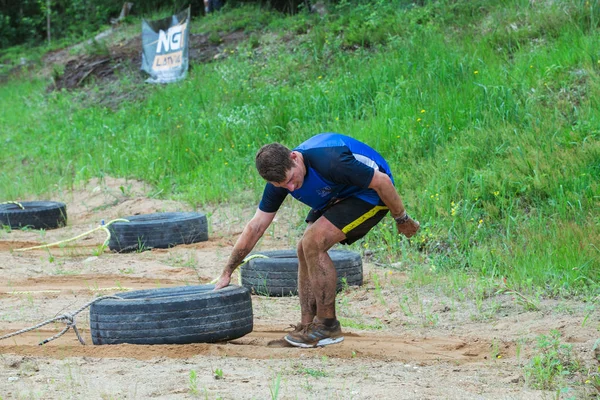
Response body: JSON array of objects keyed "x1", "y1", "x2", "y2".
[
  {"x1": 13, "y1": 218, "x2": 130, "y2": 252},
  {"x1": 0, "y1": 295, "x2": 122, "y2": 345},
  {"x1": 0, "y1": 201, "x2": 24, "y2": 209}
]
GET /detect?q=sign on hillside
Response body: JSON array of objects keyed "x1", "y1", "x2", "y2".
[{"x1": 141, "y1": 7, "x2": 190, "y2": 84}]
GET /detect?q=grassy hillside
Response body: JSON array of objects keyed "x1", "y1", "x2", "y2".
[{"x1": 0, "y1": 0, "x2": 598, "y2": 295}]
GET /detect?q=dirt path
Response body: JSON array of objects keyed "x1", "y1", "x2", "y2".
[
  {"x1": 0, "y1": 328, "x2": 496, "y2": 364},
  {"x1": 1, "y1": 178, "x2": 597, "y2": 399}
]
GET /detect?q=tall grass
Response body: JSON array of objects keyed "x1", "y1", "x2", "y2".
[{"x1": 0, "y1": 0, "x2": 598, "y2": 294}]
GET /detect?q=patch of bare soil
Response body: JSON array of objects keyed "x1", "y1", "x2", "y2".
[
  {"x1": 45, "y1": 29, "x2": 247, "y2": 92},
  {"x1": 0, "y1": 177, "x2": 598, "y2": 399}
]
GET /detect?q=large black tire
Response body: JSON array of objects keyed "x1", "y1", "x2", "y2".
[
  {"x1": 89, "y1": 284, "x2": 253, "y2": 345},
  {"x1": 0, "y1": 201, "x2": 67, "y2": 230},
  {"x1": 107, "y1": 212, "x2": 208, "y2": 252},
  {"x1": 241, "y1": 249, "x2": 363, "y2": 297}
]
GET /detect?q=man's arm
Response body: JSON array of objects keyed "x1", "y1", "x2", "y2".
[
  {"x1": 214, "y1": 208, "x2": 276, "y2": 289},
  {"x1": 368, "y1": 170, "x2": 420, "y2": 238}
]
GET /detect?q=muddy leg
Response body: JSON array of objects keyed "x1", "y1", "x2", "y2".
[
  {"x1": 299, "y1": 217, "x2": 345, "y2": 320},
  {"x1": 297, "y1": 239, "x2": 316, "y2": 324}
]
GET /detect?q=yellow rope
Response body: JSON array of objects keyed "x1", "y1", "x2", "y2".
[
  {"x1": 0, "y1": 201, "x2": 24, "y2": 209},
  {"x1": 13, "y1": 218, "x2": 130, "y2": 252},
  {"x1": 7, "y1": 287, "x2": 131, "y2": 295},
  {"x1": 210, "y1": 254, "x2": 269, "y2": 285},
  {"x1": 9, "y1": 290, "x2": 61, "y2": 294}
]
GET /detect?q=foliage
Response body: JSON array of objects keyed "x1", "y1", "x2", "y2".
[
  {"x1": 0, "y1": 0, "x2": 599, "y2": 295},
  {"x1": 523, "y1": 330, "x2": 584, "y2": 392},
  {"x1": 0, "y1": 0, "x2": 123, "y2": 48},
  {"x1": 0, "y1": 0, "x2": 314, "y2": 49}
]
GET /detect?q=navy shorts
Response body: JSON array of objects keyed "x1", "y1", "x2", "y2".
[{"x1": 305, "y1": 197, "x2": 389, "y2": 245}]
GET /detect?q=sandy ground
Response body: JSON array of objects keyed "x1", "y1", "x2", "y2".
[{"x1": 1, "y1": 178, "x2": 598, "y2": 399}]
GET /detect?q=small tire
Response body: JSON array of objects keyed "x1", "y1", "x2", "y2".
[
  {"x1": 241, "y1": 249, "x2": 363, "y2": 297},
  {"x1": 0, "y1": 201, "x2": 67, "y2": 230},
  {"x1": 89, "y1": 284, "x2": 253, "y2": 345},
  {"x1": 107, "y1": 212, "x2": 208, "y2": 252}
]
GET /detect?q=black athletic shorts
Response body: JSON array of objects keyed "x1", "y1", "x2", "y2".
[{"x1": 305, "y1": 197, "x2": 389, "y2": 245}]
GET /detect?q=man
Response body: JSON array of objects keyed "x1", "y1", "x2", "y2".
[{"x1": 215, "y1": 133, "x2": 420, "y2": 348}]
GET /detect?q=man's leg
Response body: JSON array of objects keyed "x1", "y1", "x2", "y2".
[
  {"x1": 297, "y1": 238, "x2": 317, "y2": 325},
  {"x1": 287, "y1": 198, "x2": 388, "y2": 347},
  {"x1": 285, "y1": 217, "x2": 345, "y2": 348},
  {"x1": 299, "y1": 216, "x2": 345, "y2": 320}
]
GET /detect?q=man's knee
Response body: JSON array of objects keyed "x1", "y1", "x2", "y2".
[
  {"x1": 296, "y1": 240, "x2": 305, "y2": 259},
  {"x1": 301, "y1": 231, "x2": 328, "y2": 259}
]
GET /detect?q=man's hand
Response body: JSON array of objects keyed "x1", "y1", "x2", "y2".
[
  {"x1": 395, "y1": 213, "x2": 420, "y2": 238},
  {"x1": 214, "y1": 273, "x2": 231, "y2": 290}
]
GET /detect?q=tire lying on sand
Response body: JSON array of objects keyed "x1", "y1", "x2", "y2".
[
  {"x1": 107, "y1": 212, "x2": 208, "y2": 252},
  {"x1": 0, "y1": 201, "x2": 67, "y2": 230},
  {"x1": 90, "y1": 285, "x2": 253, "y2": 345},
  {"x1": 240, "y1": 249, "x2": 363, "y2": 297}
]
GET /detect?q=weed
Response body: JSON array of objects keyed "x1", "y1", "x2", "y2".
[
  {"x1": 92, "y1": 243, "x2": 107, "y2": 256},
  {"x1": 119, "y1": 184, "x2": 132, "y2": 197},
  {"x1": 213, "y1": 368, "x2": 224, "y2": 380},
  {"x1": 253, "y1": 274, "x2": 272, "y2": 297},
  {"x1": 248, "y1": 34, "x2": 260, "y2": 49},
  {"x1": 398, "y1": 294, "x2": 413, "y2": 317},
  {"x1": 582, "y1": 304, "x2": 596, "y2": 328},
  {"x1": 208, "y1": 32, "x2": 221, "y2": 45},
  {"x1": 372, "y1": 273, "x2": 386, "y2": 306},
  {"x1": 497, "y1": 277, "x2": 540, "y2": 311},
  {"x1": 300, "y1": 367, "x2": 328, "y2": 378},
  {"x1": 421, "y1": 311, "x2": 439, "y2": 327},
  {"x1": 339, "y1": 276, "x2": 349, "y2": 292},
  {"x1": 516, "y1": 337, "x2": 527, "y2": 363},
  {"x1": 53, "y1": 266, "x2": 77, "y2": 275},
  {"x1": 168, "y1": 252, "x2": 198, "y2": 269},
  {"x1": 339, "y1": 317, "x2": 384, "y2": 331},
  {"x1": 135, "y1": 237, "x2": 149, "y2": 253},
  {"x1": 301, "y1": 376, "x2": 314, "y2": 393},
  {"x1": 524, "y1": 330, "x2": 581, "y2": 390},
  {"x1": 490, "y1": 339, "x2": 501, "y2": 360},
  {"x1": 269, "y1": 373, "x2": 282, "y2": 400},
  {"x1": 25, "y1": 293, "x2": 34, "y2": 308},
  {"x1": 189, "y1": 370, "x2": 199, "y2": 396}
]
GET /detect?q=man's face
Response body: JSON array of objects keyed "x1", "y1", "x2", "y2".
[{"x1": 271, "y1": 154, "x2": 304, "y2": 192}]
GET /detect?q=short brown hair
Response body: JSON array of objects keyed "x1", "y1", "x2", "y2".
[{"x1": 255, "y1": 143, "x2": 293, "y2": 182}]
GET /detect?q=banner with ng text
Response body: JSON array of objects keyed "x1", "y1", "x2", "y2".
[{"x1": 141, "y1": 7, "x2": 190, "y2": 84}]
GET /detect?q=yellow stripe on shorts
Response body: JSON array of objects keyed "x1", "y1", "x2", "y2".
[{"x1": 341, "y1": 205, "x2": 388, "y2": 234}]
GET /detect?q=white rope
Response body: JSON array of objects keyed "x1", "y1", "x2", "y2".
[{"x1": 0, "y1": 295, "x2": 122, "y2": 345}]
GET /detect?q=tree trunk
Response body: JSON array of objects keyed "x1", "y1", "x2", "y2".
[{"x1": 46, "y1": 0, "x2": 51, "y2": 45}]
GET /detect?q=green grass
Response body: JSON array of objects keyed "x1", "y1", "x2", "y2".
[
  {"x1": 524, "y1": 330, "x2": 586, "y2": 392},
  {"x1": 0, "y1": 0, "x2": 599, "y2": 296}
]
